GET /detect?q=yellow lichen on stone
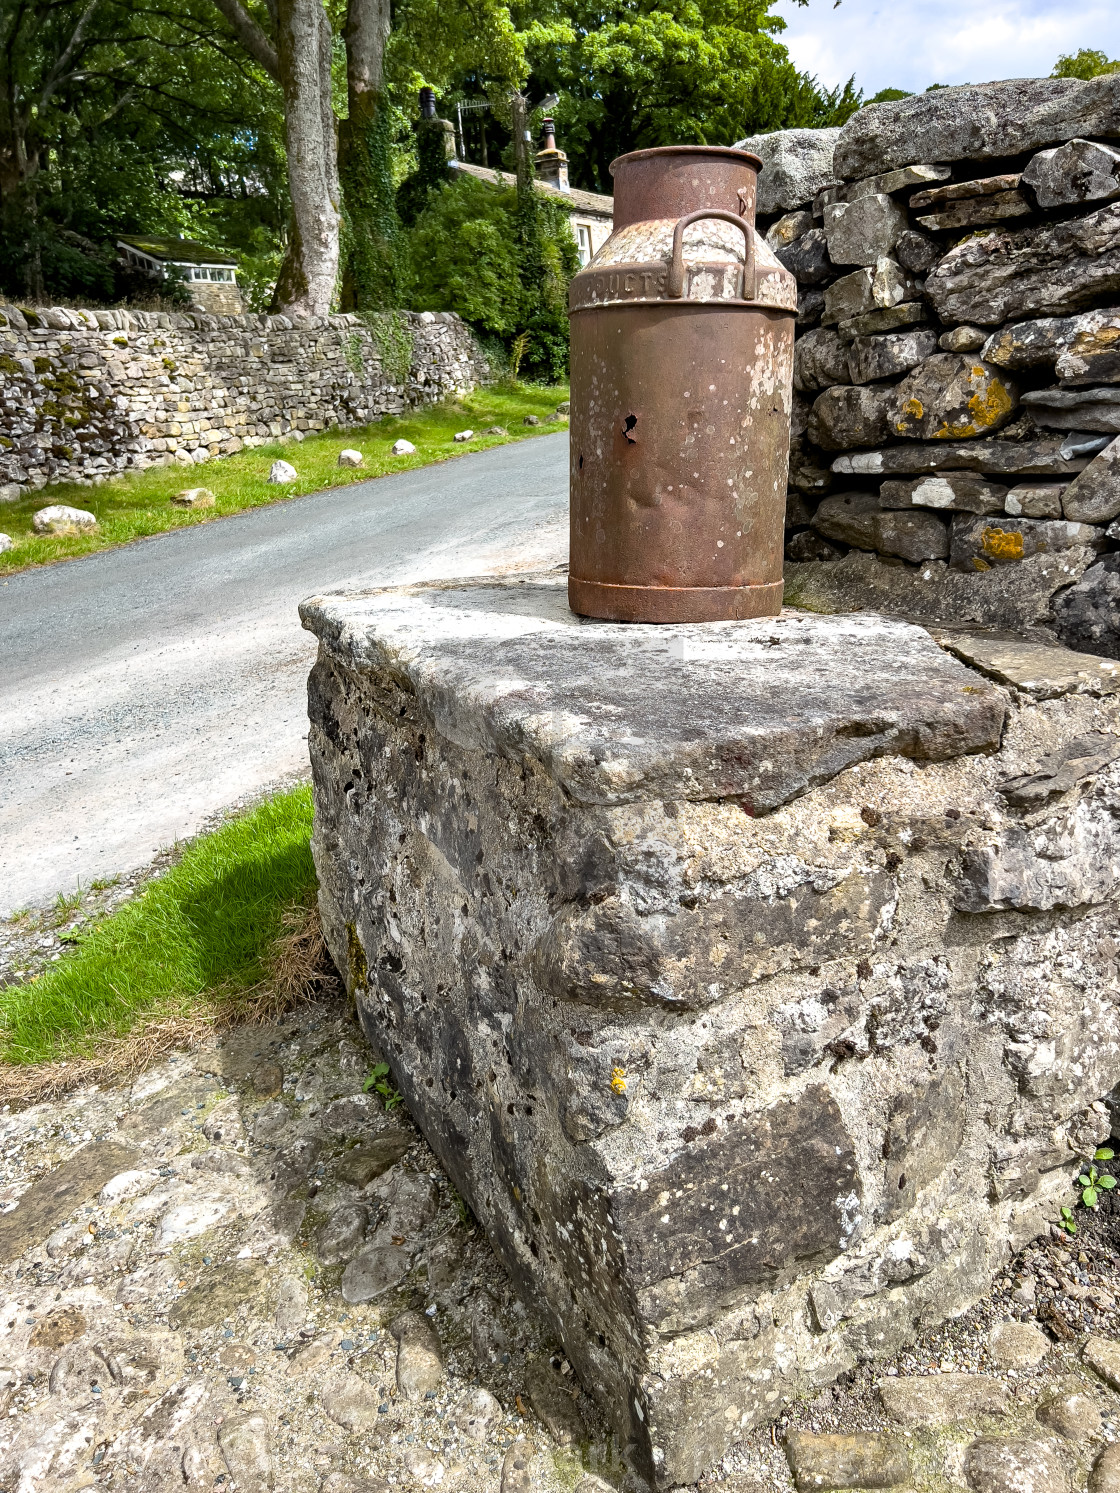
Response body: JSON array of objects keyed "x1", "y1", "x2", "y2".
[
  {"x1": 610, "y1": 1066, "x2": 627, "y2": 1094},
  {"x1": 980, "y1": 527, "x2": 1025, "y2": 562}
]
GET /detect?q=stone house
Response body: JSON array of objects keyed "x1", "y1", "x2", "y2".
[
  {"x1": 116, "y1": 235, "x2": 244, "y2": 315},
  {"x1": 450, "y1": 119, "x2": 613, "y2": 266}
]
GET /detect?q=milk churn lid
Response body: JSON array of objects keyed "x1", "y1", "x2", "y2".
[{"x1": 568, "y1": 217, "x2": 797, "y2": 314}]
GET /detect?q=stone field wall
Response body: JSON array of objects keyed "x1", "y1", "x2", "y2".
[
  {"x1": 0, "y1": 305, "x2": 489, "y2": 498},
  {"x1": 736, "y1": 73, "x2": 1120, "y2": 660}
]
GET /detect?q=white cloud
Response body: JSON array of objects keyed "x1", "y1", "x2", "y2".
[{"x1": 772, "y1": 0, "x2": 1120, "y2": 97}]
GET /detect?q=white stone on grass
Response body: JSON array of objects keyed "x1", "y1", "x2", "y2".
[
  {"x1": 32, "y1": 505, "x2": 98, "y2": 534},
  {"x1": 391, "y1": 439, "x2": 416, "y2": 456},
  {"x1": 170, "y1": 488, "x2": 216, "y2": 509},
  {"x1": 453, "y1": 429, "x2": 475, "y2": 442},
  {"x1": 267, "y1": 460, "x2": 298, "y2": 484},
  {"x1": 0, "y1": 534, "x2": 11, "y2": 554},
  {"x1": 338, "y1": 449, "x2": 363, "y2": 467}
]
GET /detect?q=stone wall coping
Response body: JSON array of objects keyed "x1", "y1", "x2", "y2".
[
  {"x1": 0, "y1": 303, "x2": 464, "y2": 335},
  {"x1": 300, "y1": 574, "x2": 1007, "y2": 807}
]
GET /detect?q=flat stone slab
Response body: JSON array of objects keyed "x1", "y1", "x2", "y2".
[
  {"x1": 931, "y1": 628, "x2": 1120, "y2": 697},
  {"x1": 300, "y1": 576, "x2": 1005, "y2": 810}
]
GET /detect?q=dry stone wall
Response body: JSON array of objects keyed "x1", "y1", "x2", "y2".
[
  {"x1": 0, "y1": 305, "x2": 489, "y2": 498},
  {"x1": 737, "y1": 74, "x2": 1120, "y2": 661}
]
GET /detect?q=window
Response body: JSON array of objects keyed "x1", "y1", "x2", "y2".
[{"x1": 576, "y1": 223, "x2": 593, "y2": 267}]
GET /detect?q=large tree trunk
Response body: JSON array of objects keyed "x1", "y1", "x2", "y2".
[
  {"x1": 271, "y1": 0, "x2": 340, "y2": 316},
  {"x1": 337, "y1": 0, "x2": 403, "y2": 311}
]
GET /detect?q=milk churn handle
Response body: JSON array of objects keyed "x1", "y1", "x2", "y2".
[{"x1": 666, "y1": 210, "x2": 757, "y2": 301}]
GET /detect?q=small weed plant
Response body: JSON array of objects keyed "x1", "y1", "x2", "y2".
[
  {"x1": 1079, "y1": 1148, "x2": 1116, "y2": 1207},
  {"x1": 363, "y1": 1061, "x2": 403, "y2": 1110}
]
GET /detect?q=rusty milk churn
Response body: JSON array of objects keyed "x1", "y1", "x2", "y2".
[{"x1": 567, "y1": 146, "x2": 798, "y2": 623}]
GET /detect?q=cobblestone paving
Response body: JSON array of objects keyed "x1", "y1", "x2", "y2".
[{"x1": 4, "y1": 994, "x2": 1120, "y2": 1493}]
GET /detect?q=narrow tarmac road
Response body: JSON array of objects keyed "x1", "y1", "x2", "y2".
[{"x1": 0, "y1": 434, "x2": 568, "y2": 914}]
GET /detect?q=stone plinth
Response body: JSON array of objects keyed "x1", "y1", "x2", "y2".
[{"x1": 301, "y1": 576, "x2": 1120, "y2": 1488}]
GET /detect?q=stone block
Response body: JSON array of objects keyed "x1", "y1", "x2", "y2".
[
  {"x1": 950, "y1": 514, "x2": 1106, "y2": 572},
  {"x1": 766, "y1": 211, "x2": 813, "y2": 250},
  {"x1": 895, "y1": 229, "x2": 941, "y2": 274},
  {"x1": 891, "y1": 355, "x2": 1018, "y2": 442},
  {"x1": 776, "y1": 228, "x2": 833, "y2": 286},
  {"x1": 838, "y1": 303, "x2": 926, "y2": 340},
  {"x1": 823, "y1": 194, "x2": 908, "y2": 266},
  {"x1": 916, "y1": 191, "x2": 1032, "y2": 233},
  {"x1": 1006, "y1": 483, "x2": 1065, "y2": 519},
  {"x1": 881, "y1": 473, "x2": 1007, "y2": 514},
  {"x1": 734, "y1": 128, "x2": 840, "y2": 215},
  {"x1": 926, "y1": 202, "x2": 1120, "y2": 327},
  {"x1": 1023, "y1": 387, "x2": 1120, "y2": 434},
  {"x1": 879, "y1": 1373, "x2": 1009, "y2": 1425},
  {"x1": 931, "y1": 632, "x2": 1120, "y2": 698},
  {"x1": 295, "y1": 577, "x2": 1120, "y2": 1488},
  {"x1": 910, "y1": 174, "x2": 1023, "y2": 210},
  {"x1": 834, "y1": 75, "x2": 1120, "y2": 180},
  {"x1": 831, "y1": 439, "x2": 1091, "y2": 480},
  {"x1": 846, "y1": 163, "x2": 951, "y2": 201},
  {"x1": 794, "y1": 329, "x2": 851, "y2": 393},
  {"x1": 1062, "y1": 437, "x2": 1120, "y2": 523},
  {"x1": 1053, "y1": 555, "x2": 1120, "y2": 659},
  {"x1": 808, "y1": 386, "x2": 895, "y2": 451},
  {"x1": 847, "y1": 328, "x2": 938, "y2": 384},
  {"x1": 822, "y1": 258, "x2": 914, "y2": 326},
  {"x1": 1023, "y1": 139, "x2": 1120, "y2": 211},
  {"x1": 784, "y1": 1431, "x2": 909, "y2": 1490},
  {"x1": 784, "y1": 545, "x2": 1100, "y2": 634},
  {"x1": 813, "y1": 490, "x2": 950, "y2": 561},
  {"x1": 964, "y1": 1438, "x2": 1067, "y2": 1493}
]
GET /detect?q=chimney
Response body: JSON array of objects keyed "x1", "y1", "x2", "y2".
[
  {"x1": 535, "y1": 117, "x2": 569, "y2": 191},
  {"x1": 417, "y1": 88, "x2": 457, "y2": 161}
]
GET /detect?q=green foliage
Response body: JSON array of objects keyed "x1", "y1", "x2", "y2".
[
  {"x1": 1057, "y1": 1205, "x2": 1077, "y2": 1236},
  {"x1": 1077, "y1": 1148, "x2": 1117, "y2": 1209},
  {"x1": 0, "y1": 0, "x2": 287, "y2": 305},
  {"x1": 340, "y1": 93, "x2": 411, "y2": 312},
  {"x1": 406, "y1": 172, "x2": 577, "y2": 377},
  {"x1": 508, "y1": 0, "x2": 863, "y2": 192},
  {"x1": 409, "y1": 174, "x2": 524, "y2": 335},
  {"x1": 366, "y1": 310, "x2": 414, "y2": 383},
  {"x1": 363, "y1": 1061, "x2": 403, "y2": 1109},
  {"x1": 0, "y1": 789, "x2": 317, "y2": 1063},
  {"x1": 1052, "y1": 49, "x2": 1120, "y2": 79},
  {"x1": 867, "y1": 87, "x2": 913, "y2": 104},
  {"x1": 396, "y1": 118, "x2": 454, "y2": 227}
]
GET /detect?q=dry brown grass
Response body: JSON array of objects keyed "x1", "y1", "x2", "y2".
[{"x1": 0, "y1": 898, "x2": 341, "y2": 1111}]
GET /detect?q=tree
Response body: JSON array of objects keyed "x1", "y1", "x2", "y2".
[
  {"x1": 209, "y1": 0, "x2": 339, "y2": 315},
  {"x1": 0, "y1": 0, "x2": 284, "y2": 303},
  {"x1": 512, "y1": 0, "x2": 861, "y2": 192},
  {"x1": 1052, "y1": 49, "x2": 1120, "y2": 79},
  {"x1": 338, "y1": 0, "x2": 407, "y2": 310}
]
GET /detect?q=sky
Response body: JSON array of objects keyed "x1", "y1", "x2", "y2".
[{"x1": 772, "y1": 0, "x2": 1120, "y2": 97}]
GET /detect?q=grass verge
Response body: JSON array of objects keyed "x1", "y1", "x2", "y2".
[
  {"x1": 0, "y1": 382, "x2": 568, "y2": 576},
  {"x1": 0, "y1": 786, "x2": 332, "y2": 1104}
]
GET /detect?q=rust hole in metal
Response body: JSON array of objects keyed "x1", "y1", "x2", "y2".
[{"x1": 622, "y1": 413, "x2": 638, "y2": 443}]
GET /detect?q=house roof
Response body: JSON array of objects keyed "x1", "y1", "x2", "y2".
[
  {"x1": 117, "y1": 235, "x2": 238, "y2": 267},
  {"x1": 449, "y1": 161, "x2": 613, "y2": 219}
]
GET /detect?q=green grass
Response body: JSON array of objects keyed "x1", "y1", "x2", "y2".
[
  {"x1": 0, "y1": 382, "x2": 568, "y2": 576},
  {"x1": 0, "y1": 786, "x2": 316, "y2": 1064}
]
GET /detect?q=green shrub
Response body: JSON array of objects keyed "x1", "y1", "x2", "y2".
[{"x1": 407, "y1": 172, "x2": 579, "y2": 378}]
